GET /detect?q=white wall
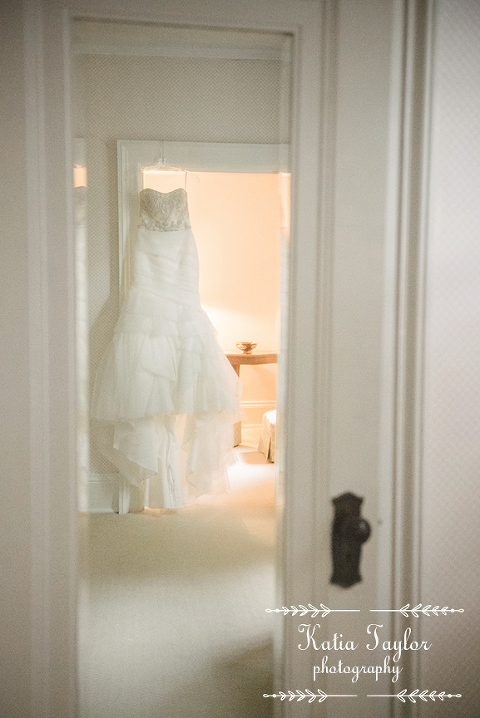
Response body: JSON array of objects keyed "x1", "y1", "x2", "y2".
[{"x1": 420, "y1": 1, "x2": 480, "y2": 714}]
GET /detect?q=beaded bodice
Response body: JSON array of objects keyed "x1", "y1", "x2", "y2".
[{"x1": 139, "y1": 187, "x2": 191, "y2": 232}]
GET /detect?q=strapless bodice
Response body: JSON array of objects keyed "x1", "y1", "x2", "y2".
[{"x1": 139, "y1": 187, "x2": 191, "y2": 232}]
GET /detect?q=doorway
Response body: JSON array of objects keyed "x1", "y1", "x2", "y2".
[{"x1": 73, "y1": 19, "x2": 292, "y2": 717}]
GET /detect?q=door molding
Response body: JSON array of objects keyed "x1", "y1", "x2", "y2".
[
  {"x1": 23, "y1": 1, "x2": 78, "y2": 716},
  {"x1": 383, "y1": 3, "x2": 436, "y2": 714}
]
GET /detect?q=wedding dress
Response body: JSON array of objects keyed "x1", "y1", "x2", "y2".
[{"x1": 91, "y1": 187, "x2": 240, "y2": 509}]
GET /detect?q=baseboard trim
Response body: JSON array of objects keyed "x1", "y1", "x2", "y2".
[{"x1": 86, "y1": 472, "x2": 119, "y2": 513}]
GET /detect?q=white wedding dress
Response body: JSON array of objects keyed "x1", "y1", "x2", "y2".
[{"x1": 91, "y1": 188, "x2": 240, "y2": 509}]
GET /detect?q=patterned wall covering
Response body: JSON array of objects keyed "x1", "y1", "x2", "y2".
[
  {"x1": 420, "y1": 1, "x2": 480, "y2": 714},
  {"x1": 74, "y1": 48, "x2": 287, "y2": 473}
]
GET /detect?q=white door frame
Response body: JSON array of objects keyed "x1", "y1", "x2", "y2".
[
  {"x1": 384, "y1": 2, "x2": 436, "y2": 712},
  {"x1": 16, "y1": 0, "x2": 433, "y2": 716}
]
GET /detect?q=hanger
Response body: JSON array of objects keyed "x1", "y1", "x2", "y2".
[{"x1": 143, "y1": 157, "x2": 187, "y2": 190}]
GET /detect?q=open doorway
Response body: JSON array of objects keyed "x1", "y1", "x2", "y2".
[{"x1": 73, "y1": 19, "x2": 292, "y2": 718}]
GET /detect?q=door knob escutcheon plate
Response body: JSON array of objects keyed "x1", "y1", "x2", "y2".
[{"x1": 330, "y1": 492, "x2": 371, "y2": 588}]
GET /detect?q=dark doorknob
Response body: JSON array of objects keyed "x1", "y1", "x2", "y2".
[
  {"x1": 330, "y1": 492, "x2": 371, "y2": 588},
  {"x1": 343, "y1": 516, "x2": 371, "y2": 542}
]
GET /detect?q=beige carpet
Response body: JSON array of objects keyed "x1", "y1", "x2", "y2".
[{"x1": 79, "y1": 445, "x2": 277, "y2": 718}]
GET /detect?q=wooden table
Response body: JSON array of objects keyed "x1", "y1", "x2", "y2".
[
  {"x1": 225, "y1": 351, "x2": 278, "y2": 445},
  {"x1": 225, "y1": 351, "x2": 278, "y2": 376}
]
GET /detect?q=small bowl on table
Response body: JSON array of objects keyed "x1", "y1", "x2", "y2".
[{"x1": 235, "y1": 342, "x2": 257, "y2": 355}]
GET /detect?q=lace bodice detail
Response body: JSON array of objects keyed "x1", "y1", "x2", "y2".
[{"x1": 139, "y1": 187, "x2": 191, "y2": 232}]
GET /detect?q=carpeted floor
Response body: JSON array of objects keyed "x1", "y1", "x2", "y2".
[{"x1": 79, "y1": 444, "x2": 277, "y2": 718}]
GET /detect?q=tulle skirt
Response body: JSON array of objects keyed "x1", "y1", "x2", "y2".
[{"x1": 91, "y1": 285, "x2": 240, "y2": 508}]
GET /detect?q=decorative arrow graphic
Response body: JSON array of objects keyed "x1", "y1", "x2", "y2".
[
  {"x1": 266, "y1": 603, "x2": 359, "y2": 618},
  {"x1": 368, "y1": 689, "x2": 462, "y2": 703},
  {"x1": 370, "y1": 603, "x2": 464, "y2": 618},
  {"x1": 264, "y1": 689, "x2": 357, "y2": 703}
]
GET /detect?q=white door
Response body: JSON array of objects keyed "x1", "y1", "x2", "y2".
[
  {"x1": 288, "y1": 3, "x2": 479, "y2": 717},
  {"x1": 279, "y1": 2, "x2": 404, "y2": 716},
  {"x1": 317, "y1": 0, "x2": 398, "y2": 711}
]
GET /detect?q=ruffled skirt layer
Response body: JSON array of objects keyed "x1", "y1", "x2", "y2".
[{"x1": 91, "y1": 286, "x2": 240, "y2": 508}]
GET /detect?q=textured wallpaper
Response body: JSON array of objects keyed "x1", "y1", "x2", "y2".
[{"x1": 420, "y1": 1, "x2": 480, "y2": 714}]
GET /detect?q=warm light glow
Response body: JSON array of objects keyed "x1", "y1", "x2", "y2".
[
  {"x1": 143, "y1": 170, "x2": 283, "y2": 348},
  {"x1": 74, "y1": 165, "x2": 87, "y2": 187},
  {"x1": 201, "y1": 306, "x2": 262, "y2": 346},
  {"x1": 143, "y1": 169, "x2": 286, "y2": 403},
  {"x1": 279, "y1": 172, "x2": 291, "y2": 235}
]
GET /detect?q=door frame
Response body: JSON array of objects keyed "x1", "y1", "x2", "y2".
[
  {"x1": 19, "y1": 0, "x2": 432, "y2": 716},
  {"x1": 383, "y1": 2, "x2": 436, "y2": 713}
]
